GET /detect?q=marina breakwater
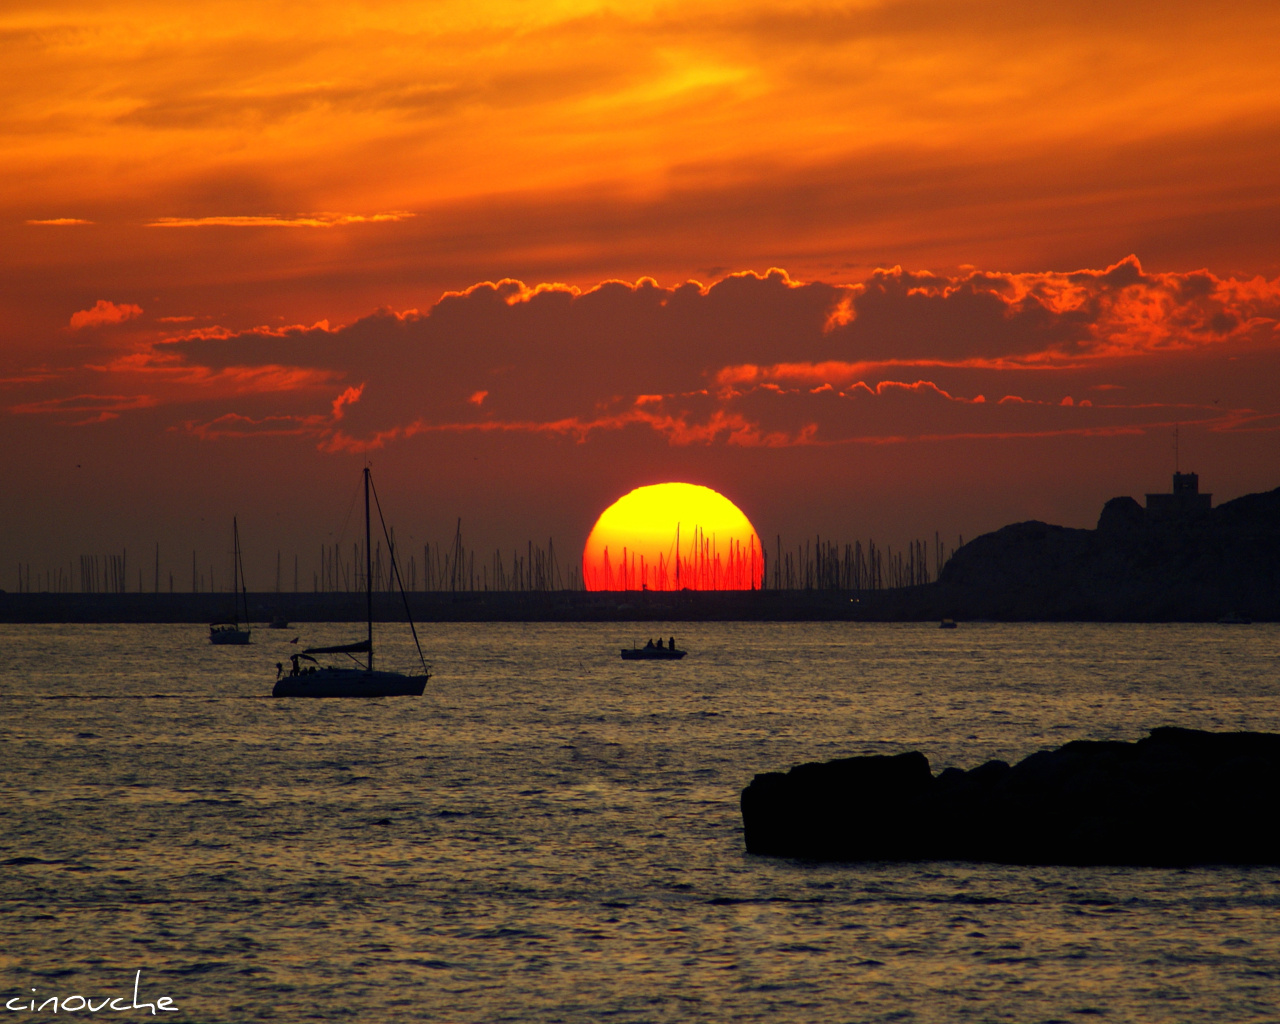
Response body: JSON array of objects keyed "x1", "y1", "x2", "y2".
[
  {"x1": 1, "y1": 579, "x2": 1273, "y2": 623},
  {"x1": 0, "y1": 587, "x2": 941, "y2": 624}
]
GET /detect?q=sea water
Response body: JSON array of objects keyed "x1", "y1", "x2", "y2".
[{"x1": 1, "y1": 621, "x2": 1279, "y2": 1022}]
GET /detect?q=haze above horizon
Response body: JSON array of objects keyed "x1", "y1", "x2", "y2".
[{"x1": 3, "y1": 0, "x2": 1278, "y2": 587}]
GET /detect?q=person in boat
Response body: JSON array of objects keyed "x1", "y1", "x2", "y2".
[
  {"x1": 276, "y1": 662, "x2": 284, "y2": 681},
  {"x1": 645, "y1": 639, "x2": 654, "y2": 648},
  {"x1": 290, "y1": 654, "x2": 301, "y2": 676},
  {"x1": 669, "y1": 636, "x2": 676, "y2": 650}
]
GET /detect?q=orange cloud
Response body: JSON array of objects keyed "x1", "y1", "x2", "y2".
[
  {"x1": 714, "y1": 258, "x2": 1280, "y2": 393},
  {"x1": 94, "y1": 350, "x2": 340, "y2": 396},
  {"x1": 185, "y1": 385, "x2": 367, "y2": 440},
  {"x1": 147, "y1": 213, "x2": 414, "y2": 228},
  {"x1": 316, "y1": 405, "x2": 819, "y2": 455},
  {"x1": 331, "y1": 385, "x2": 364, "y2": 418},
  {"x1": 69, "y1": 301, "x2": 143, "y2": 330}
]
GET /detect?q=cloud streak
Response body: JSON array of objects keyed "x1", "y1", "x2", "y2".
[
  {"x1": 9, "y1": 393, "x2": 158, "y2": 426},
  {"x1": 147, "y1": 212, "x2": 414, "y2": 228}
]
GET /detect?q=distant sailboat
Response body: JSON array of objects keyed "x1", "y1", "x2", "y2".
[
  {"x1": 209, "y1": 517, "x2": 251, "y2": 645},
  {"x1": 273, "y1": 467, "x2": 430, "y2": 698}
]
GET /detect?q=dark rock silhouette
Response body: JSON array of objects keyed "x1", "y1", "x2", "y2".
[
  {"x1": 933, "y1": 484, "x2": 1280, "y2": 620},
  {"x1": 742, "y1": 728, "x2": 1280, "y2": 865}
]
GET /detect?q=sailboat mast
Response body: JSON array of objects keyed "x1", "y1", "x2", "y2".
[
  {"x1": 233, "y1": 516, "x2": 242, "y2": 626},
  {"x1": 364, "y1": 466, "x2": 373, "y2": 671},
  {"x1": 239, "y1": 518, "x2": 249, "y2": 625}
]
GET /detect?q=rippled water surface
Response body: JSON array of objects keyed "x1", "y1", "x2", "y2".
[{"x1": 3, "y1": 621, "x2": 1280, "y2": 1022}]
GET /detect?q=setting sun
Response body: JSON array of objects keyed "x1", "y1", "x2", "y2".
[{"x1": 582, "y1": 482, "x2": 763, "y2": 591}]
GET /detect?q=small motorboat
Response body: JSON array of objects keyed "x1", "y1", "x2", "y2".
[
  {"x1": 939, "y1": 618, "x2": 958, "y2": 629},
  {"x1": 621, "y1": 640, "x2": 686, "y2": 660}
]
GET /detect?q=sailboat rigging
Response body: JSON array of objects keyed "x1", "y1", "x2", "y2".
[
  {"x1": 209, "y1": 517, "x2": 251, "y2": 645},
  {"x1": 273, "y1": 467, "x2": 430, "y2": 698}
]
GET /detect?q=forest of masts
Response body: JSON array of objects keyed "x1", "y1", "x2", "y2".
[{"x1": 14, "y1": 526, "x2": 960, "y2": 594}]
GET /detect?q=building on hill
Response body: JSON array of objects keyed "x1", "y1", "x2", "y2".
[{"x1": 1145, "y1": 472, "x2": 1213, "y2": 521}]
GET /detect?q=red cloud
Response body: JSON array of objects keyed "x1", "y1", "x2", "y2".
[
  {"x1": 834, "y1": 256, "x2": 1280, "y2": 362},
  {"x1": 185, "y1": 384, "x2": 365, "y2": 441},
  {"x1": 183, "y1": 412, "x2": 332, "y2": 440},
  {"x1": 9, "y1": 393, "x2": 158, "y2": 425},
  {"x1": 331, "y1": 384, "x2": 364, "y2": 419},
  {"x1": 69, "y1": 300, "x2": 143, "y2": 330},
  {"x1": 90, "y1": 347, "x2": 342, "y2": 396},
  {"x1": 317, "y1": 405, "x2": 817, "y2": 455}
]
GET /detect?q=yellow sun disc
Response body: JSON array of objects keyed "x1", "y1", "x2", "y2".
[{"x1": 582, "y1": 482, "x2": 763, "y2": 591}]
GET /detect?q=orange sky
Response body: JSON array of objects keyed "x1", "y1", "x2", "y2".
[{"x1": 3, "y1": 0, "x2": 1279, "y2": 588}]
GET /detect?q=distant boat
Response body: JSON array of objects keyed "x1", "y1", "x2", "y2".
[
  {"x1": 939, "y1": 618, "x2": 958, "y2": 629},
  {"x1": 209, "y1": 517, "x2": 251, "y2": 645},
  {"x1": 1217, "y1": 612, "x2": 1252, "y2": 624},
  {"x1": 273, "y1": 467, "x2": 430, "y2": 698},
  {"x1": 621, "y1": 641, "x2": 686, "y2": 661},
  {"x1": 267, "y1": 615, "x2": 290, "y2": 629}
]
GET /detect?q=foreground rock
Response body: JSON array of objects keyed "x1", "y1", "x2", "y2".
[{"x1": 741, "y1": 728, "x2": 1280, "y2": 865}]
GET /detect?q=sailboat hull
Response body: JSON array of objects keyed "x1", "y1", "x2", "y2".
[
  {"x1": 270, "y1": 468, "x2": 429, "y2": 699},
  {"x1": 273, "y1": 668, "x2": 426, "y2": 698},
  {"x1": 210, "y1": 626, "x2": 251, "y2": 645}
]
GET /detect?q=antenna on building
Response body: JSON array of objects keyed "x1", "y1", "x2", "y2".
[{"x1": 1174, "y1": 423, "x2": 1180, "y2": 474}]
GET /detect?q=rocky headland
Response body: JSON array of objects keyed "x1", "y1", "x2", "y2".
[
  {"x1": 741, "y1": 728, "x2": 1280, "y2": 865},
  {"x1": 931, "y1": 484, "x2": 1280, "y2": 620}
]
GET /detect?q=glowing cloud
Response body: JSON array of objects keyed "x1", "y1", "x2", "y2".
[
  {"x1": 8, "y1": 393, "x2": 158, "y2": 426},
  {"x1": 69, "y1": 301, "x2": 143, "y2": 330},
  {"x1": 146, "y1": 213, "x2": 414, "y2": 228}
]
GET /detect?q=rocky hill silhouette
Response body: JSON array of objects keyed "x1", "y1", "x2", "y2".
[{"x1": 933, "y1": 483, "x2": 1280, "y2": 621}]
